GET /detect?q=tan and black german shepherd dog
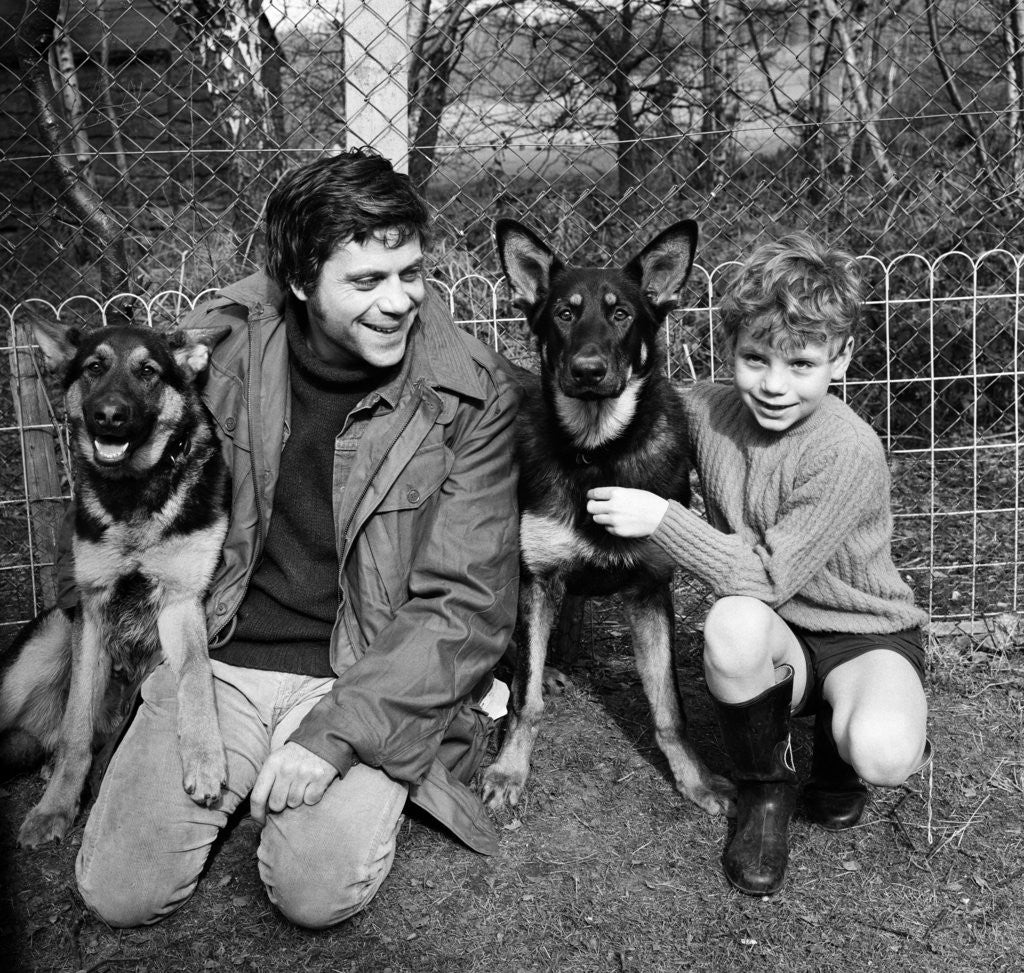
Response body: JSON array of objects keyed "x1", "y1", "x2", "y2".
[
  {"x1": 481, "y1": 219, "x2": 735, "y2": 818},
  {"x1": 0, "y1": 319, "x2": 230, "y2": 848}
]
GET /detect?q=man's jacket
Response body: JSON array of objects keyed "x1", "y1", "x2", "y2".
[{"x1": 188, "y1": 271, "x2": 521, "y2": 854}]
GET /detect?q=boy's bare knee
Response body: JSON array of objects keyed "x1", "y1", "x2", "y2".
[
  {"x1": 704, "y1": 597, "x2": 775, "y2": 677},
  {"x1": 845, "y1": 716, "x2": 924, "y2": 787}
]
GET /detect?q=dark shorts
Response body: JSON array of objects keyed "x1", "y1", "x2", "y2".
[{"x1": 789, "y1": 625, "x2": 926, "y2": 717}]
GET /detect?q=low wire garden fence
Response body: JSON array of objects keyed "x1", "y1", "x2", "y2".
[{"x1": 1, "y1": 249, "x2": 1020, "y2": 650}]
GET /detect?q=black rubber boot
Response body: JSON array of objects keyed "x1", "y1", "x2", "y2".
[
  {"x1": 714, "y1": 669, "x2": 797, "y2": 896},
  {"x1": 803, "y1": 701, "x2": 868, "y2": 831}
]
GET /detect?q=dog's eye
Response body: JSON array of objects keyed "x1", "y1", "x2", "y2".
[
  {"x1": 612, "y1": 307, "x2": 630, "y2": 322},
  {"x1": 556, "y1": 307, "x2": 573, "y2": 322},
  {"x1": 139, "y1": 364, "x2": 157, "y2": 378},
  {"x1": 86, "y1": 360, "x2": 103, "y2": 374}
]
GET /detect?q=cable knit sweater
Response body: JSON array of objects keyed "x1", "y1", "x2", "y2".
[{"x1": 650, "y1": 381, "x2": 928, "y2": 634}]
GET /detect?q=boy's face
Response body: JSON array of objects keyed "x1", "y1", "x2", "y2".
[
  {"x1": 733, "y1": 327, "x2": 853, "y2": 432},
  {"x1": 291, "y1": 231, "x2": 425, "y2": 369}
]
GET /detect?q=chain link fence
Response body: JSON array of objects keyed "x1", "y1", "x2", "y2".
[
  {"x1": 2, "y1": 0, "x2": 1024, "y2": 299},
  {"x1": 1, "y1": 0, "x2": 1022, "y2": 639}
]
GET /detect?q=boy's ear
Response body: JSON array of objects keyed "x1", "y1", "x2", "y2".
[{"x1": 830, "y1": 336, "x2": 855, "y2": 381}]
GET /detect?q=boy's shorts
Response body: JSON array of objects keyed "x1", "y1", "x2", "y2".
[{"x1": 789, "y1": 625, "x2": 926, "y2": 717}]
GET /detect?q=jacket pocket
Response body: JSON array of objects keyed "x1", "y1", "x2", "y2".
[{"x1": 375, "y1": 442, "x2": 453, "y2": 512}]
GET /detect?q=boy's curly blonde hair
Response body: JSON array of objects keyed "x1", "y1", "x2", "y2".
[{"x1": 718, "y1": 231, "x2": 864, "y2": 356}]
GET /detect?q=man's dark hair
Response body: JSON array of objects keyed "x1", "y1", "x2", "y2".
[{"x1": 264, "y1": 148, "x2": 430, "y2": 293}]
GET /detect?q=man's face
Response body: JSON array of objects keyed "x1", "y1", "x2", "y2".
[
  {"x1": 291, "y1": 232, "x2": 425, "y2": 369},
  {"x1": 733, "y1": 326, "x2": 853, "y2": 432}
]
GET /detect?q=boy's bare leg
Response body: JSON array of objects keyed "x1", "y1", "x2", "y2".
[
  {"x1": 821, "y1": 650, "x2": 928, "y2": 787},
  {"x1": 702, "y1": 596, "x2": 805, "y2": 896},
  {"x1": 703, "y1": 596, "x2": 808, "y2": 707}
]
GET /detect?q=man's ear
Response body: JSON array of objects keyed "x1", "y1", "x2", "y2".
[
  {"x1": 290, "y1": 282, "x2": 308, "y2": 303},
  {"x1": 830, "y1": 336, "x2": 855, "y2": 381}
]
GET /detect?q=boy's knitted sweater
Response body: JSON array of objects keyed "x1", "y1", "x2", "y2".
[{"x1": 649, "y1": 381, "x2": 928, "y2": 634}]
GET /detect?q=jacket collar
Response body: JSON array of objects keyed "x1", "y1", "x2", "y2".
[{"x1": 220, "y1": 271, "x2": 484, "y2": 402}]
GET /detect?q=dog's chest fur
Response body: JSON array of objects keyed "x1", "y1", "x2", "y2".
[
  {"x1": 517, "y1": 387, "x2": 685, "y2": 588},
  {"x1": 73, "y1": 477, "x2": 227, "y2": 668}
]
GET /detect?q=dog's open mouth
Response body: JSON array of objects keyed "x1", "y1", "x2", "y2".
[{"x1": 93, "y1": 439, "x2": 131, "y2": 465}]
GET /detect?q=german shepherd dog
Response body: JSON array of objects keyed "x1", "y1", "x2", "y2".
[
  {"x1": 0, "y1": 319, "x2": 230, "y2": 848},
  {"x1": 481, "y1": 219, "x2": 734, "y2": 817}
]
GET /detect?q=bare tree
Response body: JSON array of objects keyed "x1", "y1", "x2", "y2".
[
  {"x1": 696, "y1": 0, "x2": 739, "y2": 193},
  {"x1": 92, "y1": 0, "x2": 138, "y2": 212},
  {"x1": 149, "y1": 0, "x2": 287, "y2": 229},
  {"x1": 16, "y1": 0, "x2": 136, "y2": 317},
  {"x1": 821, "y1": 0, "x2": 897, "y2": 189},
  {"x1": 1000, "y1": 0, "x2": 1024, "y2": 201},
  {"x1": 408, "y1": 0, "x2": 477, "y2": 192}
]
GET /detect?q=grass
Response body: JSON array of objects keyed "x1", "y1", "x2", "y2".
[{"x1": 1, "y1": 601, "x2": 1022, "y2": 973}]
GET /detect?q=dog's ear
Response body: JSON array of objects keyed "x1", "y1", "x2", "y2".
[
  {"x1": 166, "y1": 325, "x2": 232, "y2": 377},
  {"x1": 494, "y1": 219, "x2": 563, "y2": 314},
  {"x1": 625, "y1": 220, "x2": 698, "y2": 314},
  {"x1": 28, "y1": 316, "x2": 79, "y2": 373}
]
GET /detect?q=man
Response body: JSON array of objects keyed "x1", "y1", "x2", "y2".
[{"x1": 75, "y1": 149, "x2": 521, "y2": 928}]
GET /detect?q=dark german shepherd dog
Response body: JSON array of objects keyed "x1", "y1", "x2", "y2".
[
  {"x1": 0, "y1": 319, "x2": 230, "y2": 848},
  {"x1": 481, "y1": 219, "x2": 734, "y2": 817}
]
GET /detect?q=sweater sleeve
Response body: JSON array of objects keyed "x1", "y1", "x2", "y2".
[{"x1": 649, "y1": 438, "x2": 888, "y2": 607}]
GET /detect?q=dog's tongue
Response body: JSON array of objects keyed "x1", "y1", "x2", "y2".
[{"x1": 94, "y1": 439, "x2": 129, "y2": 463}]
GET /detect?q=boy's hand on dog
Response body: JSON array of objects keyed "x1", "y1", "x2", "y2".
[
  {"x1": 587, "y1": 487, "x2": 669, "y2": 538},
  {"x1": 250, "y1": 741, "x2": 351, "y2": 825}
]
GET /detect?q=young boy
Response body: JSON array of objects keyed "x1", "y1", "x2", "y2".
[{"x1": 586, "y1": 231, "x2": 930, "y2": 897}]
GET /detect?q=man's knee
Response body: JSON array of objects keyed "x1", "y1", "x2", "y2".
[
  {"x1": 76, "y1": 849, "x2": 186, "y2": 927},
  {"x1": 258, "y1": 804, "x2": 400, "y2": 929},
  {"x1": 703, "y1": 596, "x2": 776, "y2": 678},
  {"x1": 264, "y1": 861, "x2": 379, "y2": 930}
]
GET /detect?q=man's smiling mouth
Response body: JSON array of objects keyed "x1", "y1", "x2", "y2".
[{"x1": 362, "y1": 321, "x2": 402, "y2": 335}]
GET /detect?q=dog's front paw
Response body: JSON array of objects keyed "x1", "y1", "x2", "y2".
[
  {"x1": 685, "y1": 772, "x2": 737, "y2": 818},
  {"x1": 181, "y1": 746, "x2": 227, "y2": 808},
  {"x1": 18, "y1": 804, "x2": 75, "y2": 848},
  {"x1": 480, "y1": 763, "x2": 528, "y2": 810}
]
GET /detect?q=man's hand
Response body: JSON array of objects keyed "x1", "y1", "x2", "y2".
[
  {"x1": 249, "y1": 741, "x2": 349, "y2": 825},
  {"x1": 586, "y1": 487, "x2": 669, "y2": 538}
]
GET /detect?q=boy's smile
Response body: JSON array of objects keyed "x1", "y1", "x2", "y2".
[{"x1": 733, "y1": 329, "x2": 853, "y2": 432}]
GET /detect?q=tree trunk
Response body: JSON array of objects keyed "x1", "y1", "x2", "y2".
[
  {"x1": 16, "y1": 0, "x2": 135, "y2": 318},
  {"x1": 822, "y1": 0, "x2": 896, "y2": 189},
  {"x1": 804, "y1": 0, "x2": 828, "y2": 202},
  {"x1": 408, "y1": 0, "x2": 472, "y2": 193},
  {"x1": 151, "y1": 1, "x2": 288, "y2": 231},
  {"x1": 697, "y1": 0, "x2": 735, "y2": 192}
]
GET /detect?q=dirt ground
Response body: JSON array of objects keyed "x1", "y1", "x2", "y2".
[{"x1": 1, "y1": 614, "x2": 1021, "y2": 973}]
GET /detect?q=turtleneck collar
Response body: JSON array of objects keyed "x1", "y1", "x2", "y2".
[{"x1": 284, "y1": 295, "x2": 400, "y2": 390}]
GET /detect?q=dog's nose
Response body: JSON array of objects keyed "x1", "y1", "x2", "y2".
[
  {"x1": 93, "y1": 400, "x2": 131, "y2": 433},
  {"x1": 570, "y1": 354, "x2": 607, "y2": 385}
]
